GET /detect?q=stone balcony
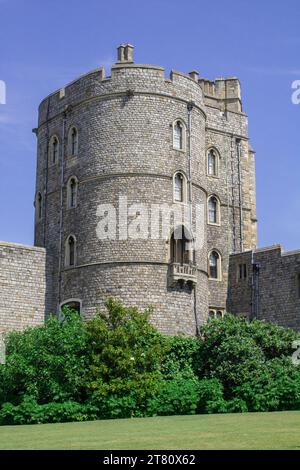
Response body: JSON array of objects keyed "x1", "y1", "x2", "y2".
[{"x1": 168, "y1": 262, "x2": 197, "y2": 287}]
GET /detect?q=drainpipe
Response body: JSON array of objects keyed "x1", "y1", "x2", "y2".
[
  {"x1": 43, "y1": 97, "x2": 51, "y2": 246},
  {"x1": 251, "y1": 250, "x2": 260, "y2": 320},
  {"x1": 187, "y1": 100, "x2": 199, "y2": 336},
  {"x1": 236, "y1": 139, "x2": 244, "y2": 252},
  {"x1": 230, "y1": 135, "x2": 237, "y2": 253},
  {"x1": 57, "y1": 113, "x2": 66, "y2": 306},
  {"x1": 187, "y1": 101, "x2": 194, "y2": 235}
]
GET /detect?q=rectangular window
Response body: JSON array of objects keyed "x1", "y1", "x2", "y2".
[{"x1": 238, "y1": 263, "x2": 247, "y2": 280}]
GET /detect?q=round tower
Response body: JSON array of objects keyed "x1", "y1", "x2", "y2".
[{"x1": 34, "y1": 44, "x2": 209, "y2": 335}]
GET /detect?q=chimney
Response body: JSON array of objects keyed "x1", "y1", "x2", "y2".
[
  {"x1": 117, "y1": 44, "x2": 126, "y2": 63},
  {"x1": 117, "y1": 44, "x2": 134, "y2": 64},
  {"x1": 189, "y1": 70, "x2": 199, "y2": 82}
]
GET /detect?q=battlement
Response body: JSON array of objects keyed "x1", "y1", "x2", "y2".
[
  {"x1": 37, "y1": 44, "x2": 244, "y2": 125},
  {"x1": 199, "y1": 76, "x2": 242, "y2": 112}
]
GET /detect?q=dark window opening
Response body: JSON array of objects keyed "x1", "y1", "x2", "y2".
[
  {"x1": 61, "y1": 301, "x2": 81, "y2": 314},
  {"x1": 170, "y1": 226, "x2": 194, "y2": 265}
]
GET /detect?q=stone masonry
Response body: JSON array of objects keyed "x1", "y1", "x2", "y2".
[
  {"x1": 0, "y1": 44, "x2": 297, "y2": 336},
  {"x1": 227, "y1": 246, "x2": 300, "y2": 330},
  {"x1": 0, "y1": 242, "x2": 47, "y2": 359}
]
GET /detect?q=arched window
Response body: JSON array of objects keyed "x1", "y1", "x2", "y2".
[
  {"x1": 35, "y1": 192, "x2": 42, "y2": 221},
  {"x1": 68, "y1": 126, "x2": 78, "y2": 156},
  {"x1": 208, "y1": 250, "x2": 221, "y2": 280},
  {"x1": 173, "y1": 120, "x2": 186, "y2": 151},
  {"x1": 208, "y1": 195, "x2": 220, "y2": 225},
  {"x1": 49, "y1": 135, "x2": 59, "y2": 164},
  {"x1": 67, "y1": 176, "x2": 78, "y2": 209},
  {"x1": 208, "y1": 310, "x2": 215, "y2": 321},
  {"x1": 170, "y1": 225, "x2": 194, "y2": 265},
  {"x1": 208, "y1": 309, "x2": 224, "y2": 321},
  {"x1": 174, "y1": 172, "x2": 187, "y2": 203},
  {"x1": 60, "y1": 300, "x2": 81, "y2": 315},
  {"x1": 207, "y1": 148, "x2": 219, "y2": 177},
  {"x1": 65, "y1": 235, "x2": 76, "y2": 267}
]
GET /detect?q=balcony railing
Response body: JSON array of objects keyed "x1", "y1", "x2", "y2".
[{"x1": 168, "y1": 262, "x2": 197, "y2": 287}]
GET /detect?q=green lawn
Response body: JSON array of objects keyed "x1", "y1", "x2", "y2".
[{"x1": 0, "y1": 411, "x2": 299, "y2": 450}]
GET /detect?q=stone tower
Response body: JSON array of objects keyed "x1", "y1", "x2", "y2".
[{"x1": 33, "y1": 44, "x2": 257, "y2": 335}]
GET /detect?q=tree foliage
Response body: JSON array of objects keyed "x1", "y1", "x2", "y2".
[{"x1": 0, "y1": 303, "x2": 299, "y2": 424}]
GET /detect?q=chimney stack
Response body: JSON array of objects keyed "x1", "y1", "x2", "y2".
[{"x1": 117, "y1": 44, "x2": 134, "y2": 64}]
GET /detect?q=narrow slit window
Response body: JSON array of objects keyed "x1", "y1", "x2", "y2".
[
  {"x1": 209, "y1": 251, "x2": 220, "y2": 279},
  {"x1": 207, "y1": 149, "x2": 218, "y2": 176},
  {"x1": 208, "y1": 196, "x2": 218, "y2": 224},
  {"x1": 173, "y1": 121, "x2": 183, "y2": 150},
  {"x1": 174, "y1": 173, "x2": 184, "y2": 202}
]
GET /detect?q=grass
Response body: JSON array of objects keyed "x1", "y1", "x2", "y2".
[{"x1": 0, "y1": 411, "x2": 299, "y2": 450}]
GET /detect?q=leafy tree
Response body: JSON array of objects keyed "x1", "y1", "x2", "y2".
[
  {"x1": 0, "y1": 309, "x2": 88, "y2": 405},
  {"x1": 85, "y1": 299, "x2": 166, "y2": 415}
]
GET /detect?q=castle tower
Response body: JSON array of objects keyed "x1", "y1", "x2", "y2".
[{"x1": 34, "y1": 45, "x2": 257, "y2": 334}]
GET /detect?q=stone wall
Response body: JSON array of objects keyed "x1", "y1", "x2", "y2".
[
  {"x1": 227, "y1": 245, "x2": 300, "y2": 330},
  {"x1": 0, "y1": 242, "x2": 47, "y2": 335}
]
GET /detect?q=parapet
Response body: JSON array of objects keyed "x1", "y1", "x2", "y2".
[
  {"x1": 37, "y1": 44, "x2": 207, "y2": 126},
  {"x1": 199, "y1": 76, "x2": 242, "y2": 112},
  {"x1": 37, "y1": 44, "x2": 246, "y2": 126}
]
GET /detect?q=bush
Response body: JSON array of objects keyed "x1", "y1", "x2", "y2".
[
  {"x1": 195, "y1": 314, "x2": 300, "y2": 401},
  {"x1": 85, "y1": 299, "x2": 167, "y2": 414},
  {"x1": 145, "y1": 335, "x2": 201, "y2": 417},
  {"x1": 0, "y1": 398, "x2": 99, "y2": 425},
  {"x1": 0, "y1": 303, "x2": 299, "y2": 425},
  {"x1": 236, "y1": 357, "x2": 300, "y2": 412},
  {"x1": 0, "y1": 309, "x2": 88, "y2": 405},
  {"x1": 147, "y1": 374, "x2": 200, "y2": 416},
  {"x1": 197, "y1": 378, "x2": 226, "y2": 414}
]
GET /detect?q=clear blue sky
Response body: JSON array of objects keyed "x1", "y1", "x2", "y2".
[{"x1": 0, "y1": 0, "x2": 299, "y2": 250}]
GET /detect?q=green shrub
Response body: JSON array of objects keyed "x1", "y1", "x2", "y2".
[
  {"x1": 0, "y1": 309, "x2": 88, "y2": 405},
  {"x1": 224, "y1": 398, "x2": 248, "y2": 413},
  {"x1": 197, "y1": 378, "x2": 226, "y2": 414},
  {"x1": 161, "y1": 336, "x2": 200, "y2": 377},
  {"x1": 236, "y1": 357, "x2": 300, "y2": 412},
  {"x1": 147, "y1": 374, "x2": 200, "y2": 416},
  {"x1": 90, "y1": 391, "x2": 144, "y2": 419},
  {"x1": 0, "y1": 398, "x2": 99, "y2": 425},
  {"x1": 85, "y1": 299, "x2": 167, "y2": 412},
  {"x1": 195, "y1": 314, "x2": 300, "y2": 400},
  {"x1": 0, "y1": 303, "x2": 299, "y2": 425}
]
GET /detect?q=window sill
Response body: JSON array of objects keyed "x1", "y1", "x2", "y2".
[
  {"x1": 63, "y1": 265, "x2": 77, "y2": 271},
  {"x1": 207, "y1": 175, "x2": 220, "y2": 180},
  {"x1": 172, "y1": 147, "x2": 186, "y2": 154},
  {"x1": 173, "y1": 200, "x2": 189, "y2": 206}
]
